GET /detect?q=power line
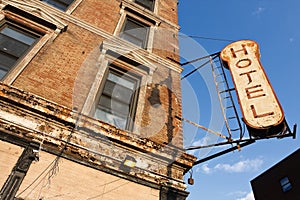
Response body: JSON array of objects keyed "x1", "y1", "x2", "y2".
[
  {"x1": 15, "y1": 113, "x2": 80, "y2": 198},
  {"x1": 86, "y1": 181, "x2": 129, "y2": 200},
  {"x1": 178, "y1": 34, "x2": 235, "y2": 42},
  {"x1": 181, "y1": 54, "x2": 219, "y2": 80},
  {"x1": 180, "y1": 52, "x2": 220, "y2": 66}
]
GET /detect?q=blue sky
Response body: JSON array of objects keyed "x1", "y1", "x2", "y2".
[{"x1": 178, "y1": 1, "x2": 300, "y2": 200}]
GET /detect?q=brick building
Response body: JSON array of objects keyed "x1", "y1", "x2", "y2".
[
  {"x1": 251, "y1": 149, "x2": 300, "y2": 200},
  {"x1": 0, "y1": 0, "x2": 196, "y2": 199}
]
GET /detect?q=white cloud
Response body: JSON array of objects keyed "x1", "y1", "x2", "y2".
[
  {"x1": 188, "y1": 135, "x2": 219, "y2": 157},
  {"x1": 215, "y1": 158, "x2": 263, "y2": 173},
  {"x1": 252, "y1": 7, "x2": 265, "y2": 16},
  {"x1": 289, "y1": 38, "x2": 295, "y2": 43},
  {"x1": 198, "y1": 158, "x2": 263, "y2": 174},
  {"x1": 227, "y1": 191, "x2": 248, "y2": 197},
  {"x1": 191, "y1": 134, "x2": 216, "y2": 147},
  {"x1": 198, "y1": 163, "x2": 212, "y2": 174},
  {"x1": 237, "y1": 191, "x2": 255, "y2": 200}
]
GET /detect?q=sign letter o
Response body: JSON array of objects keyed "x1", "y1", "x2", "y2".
[{"x1": 236, "y1": 58, "x2": 252, "y2": 68}]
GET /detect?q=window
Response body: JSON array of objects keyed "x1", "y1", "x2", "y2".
[
  {"x1": 134, "y1": 0, "x2": 155, "y2": 11},
  {"x1": 280, "y1": 177, "x2": 292, "y2": 192},
  {"x1": 41, "y1": 0, "x2": 75, "y2": 11},
  {"x1": 94, "y1": 66, "x2": 140, "y2": 131},
  {"x1": 0, "y1": 23, "x2": 40, "y2": 80},
  {"x1": 120, "y1": 17, "x2": 150, "y2": 49}
]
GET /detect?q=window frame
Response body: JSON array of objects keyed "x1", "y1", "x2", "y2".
[
  {"x1": 93, "y1": 64, "x2": 141, "y2": 131},
  {"x1": 134, "y1": 0, "x2": 155, "y2": 12},
  {"x1": 0, "y1": 21, "x2": 42, "y2": 81},
  {"x1": 120, "y1": 16, "x2": 150, "y2": 49},
  {"x1": 41, "y1": 0, "x2": 75, "y2": 11},
  {"x1": 77, "y1": 45, "x2": 157, "y2": 134},
  {"x1": 0, "y1": 5, "x2": 67, "y2": 84},
  {"x1": 116, "y1": 1, "x2": 164, "y2": 51},
  {"x1": 280, "y1": 177, "x2": 292, "y2": 193}
]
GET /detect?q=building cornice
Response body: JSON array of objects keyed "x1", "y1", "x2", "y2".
[{"x1": 0, "y1": 82, "x2": 196, "y2": 190}]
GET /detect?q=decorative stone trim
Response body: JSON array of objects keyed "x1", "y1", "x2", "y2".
[
  {"x1": 121, "y1": 0, "x2": 180, "y2": 30},
  {"x1": 0, "y1": 143, "x2": 39, "y2": 199},
  {"x1": 65, "y1": 0, "x2": 83, "y2": 15},
  {"x1": 1, "y1": 0, "x2": 68, "y2": 31},
  {"x1": 1, "y1": 0, "x2": 182, "y2": 72},
  {"x1": 0, "y1": 83, "x2": 196, "y2": 187},
  {"x1": 0, "y1": 1, "x2": 68, "y2": 84}
]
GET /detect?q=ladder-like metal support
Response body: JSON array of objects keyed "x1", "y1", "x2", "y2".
[
  {"x1": 181, "y1": 53, "x2": 297, "y2": 168},
  {"x1": 210, "y1": 55, "x2": 243, "y2": 140}
]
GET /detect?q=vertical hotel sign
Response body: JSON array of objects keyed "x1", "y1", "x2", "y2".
[{"x1": 221, "y1": 40, "x2": 284, "y2": 134}]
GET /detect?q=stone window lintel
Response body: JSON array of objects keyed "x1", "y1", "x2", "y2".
[
  {"x1": 1, "y1": 0, "x2": 68, "y2": 32},
  {"x1": 120, "y1": 0, "x2": 180, "y2": 30}
]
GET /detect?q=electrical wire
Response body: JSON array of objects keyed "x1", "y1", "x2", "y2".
[
  {"x1": 178, "y1": 34, "x2": 235, "y2": 42},
  {"x1": 15, "y1": 114, "x2": 79, "y2": 198},
  {"x1": 180, "y1": 52, "x2": 220, "y2": 66},
  {"x1": 181, "y1": 59, "x2": 210, "y2": 80},
  {"x1": 181, "y1": 54, "x2": 219, "y2": 80},
  {"x1": 16, "y1": 157, "x2": 59, "y2": 197},
  {"x1": 86, "y1": 181, "x2": 129, "y2": 200}
]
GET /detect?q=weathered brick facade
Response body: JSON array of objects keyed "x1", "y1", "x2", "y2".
[{"x1": 0, "y1": 0, "x2": 196, "y2": 199}]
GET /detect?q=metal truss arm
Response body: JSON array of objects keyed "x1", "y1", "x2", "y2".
[{"x1": 192, "y1": 140, "x2": 255, "y2": 166}]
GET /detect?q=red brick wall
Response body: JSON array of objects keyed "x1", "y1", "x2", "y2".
[
  {"x1": 72, "y1": 0, "x2": 121, "y2": 34},
  {"x1": 152, "y1": 23, "x2": 180, "y2": 63},
  {"x1": 141, "y1": 67, "x2": 183, "y2": 147},
  {"x1": 13, "y1": 23, "x2": 104, "y2": 108},
  {"x1": 158, "y1": 0, "x2": 178, "y2": 24},
  {"x1": 11, "y1": 0, "x2": 182, "y2": 146}
]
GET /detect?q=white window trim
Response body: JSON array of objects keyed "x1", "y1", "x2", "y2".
[
  {"x1": 39, "y1": 0, "x2": 83, "y2": 14},
  {"x1": 131, "y1": 0, "x2": 158, "y2": 14},
  {"x1": 0, "y1": 1, "x2": 67, "y2": 85},
  {"x1": 120, "y1": 0, "x2": 180, "y2": 30},
  {"x1": 79, "y1": 43, "x2": 156, "y2": 133},
  {"x1": 114, "y1": 9, "x2": 157, "y2": 52},
  {"x1": 93, "y1": 64, "x2": 141, "y2": 131},
  {"x1": 2, "y1": 30, "x2": 55, "y2": 85},
  {"x1": 120, "y1": 0, "x2": 161, "y2": 26},
  {"x1": 65, "y1": 0, "x2": 83, "y2": 14},
  {"x1": 1, "y1": 0, "x2": 68, "y2": 30}
]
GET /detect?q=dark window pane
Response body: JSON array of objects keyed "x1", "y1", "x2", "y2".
[
  {"x1": 99, "y1": 95, "x2": 130, "y2": 116},
  {"x1": 94, "y1": 68, "x2": 140, "y2": 130},
  {"x1": 41, "y1": 0, "x2": 74, "y2": 11},
  {"x1": 0, "y1": 53, "x2": 16, "y2": 79},
  {"x1": 0, "y1": 68, "x2": 6, "y2": 80},
  {"x1": 94, "y1": 109, "x2": 127, "y2": 130},
  {"x1": 0, "y1": 52, "x2": 17, "y2": 67},
  {"x1": 280, "y1": 177, "x2": 292, "y2": 192},
  {"x1": 0, "y1": 53, "x2": 17, "y2": 79},
  {"x1": 123, "y1": 19, "x2": 148, "y2": 41},
  {"x1": 1, "y1": 27, "x2": 36, "y2": 45},
  {"x1": 280, "y1": 177, "x2": 289, "y2": 185},
  {"x1": 120, "y1": 33, "x2": 144, "y2": 48},
  {"x1": 0, "y1": 34, "x2": 31, "y2": 58},
  {"x1": 107, "y1": 72, "x2": 135, "y2": 90},
  {"x1": 282, "y1": 184, "x2": 292, "y2": 192},
  {"x1": 120, "y1": 18, "x2": 149, "y2": 48},
  {"x1": 102, "y1": 81, "x2": 133, "y2": 104},
  {"x1": 0, "y1": 24, "x2": 39, "y2": 80},
  {"x1": 135, "y1": 0, "x2": 154, "y2": 11}
]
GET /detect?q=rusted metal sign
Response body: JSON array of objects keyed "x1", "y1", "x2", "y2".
[{"x1": 220, "y1": 40, "x2": 284, "y2": 131}]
